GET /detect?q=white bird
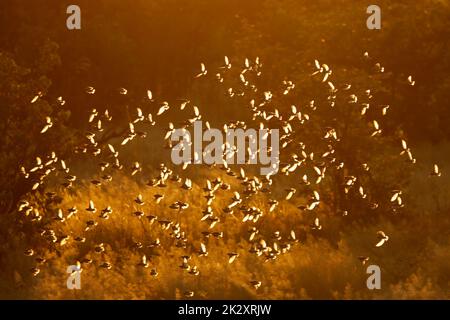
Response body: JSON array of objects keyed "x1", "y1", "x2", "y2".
[
  {"x1": 108, "y1": 144, "x2": 119, "y2": 157},
  {"x1": 164, "y1": 123, "x2": 175, "y2": 140},
  {"x1": 182, "y1": 178, "x2": 192, "y2": 190},
  {"x1": 312, "y1": 217, "x2": 322, "y2": 230},
  {"x1": 390, "y1": 190, "x2": 402, "y2": 202},
  {"x1": 289, "y1": 230, "x2": 297, "y2": 242},
  {"x1": 250, "y1": 280, "x2": 261, "y2": 290},
  {"x1": 135, "y1": 194, "x2": 145, "y2": 205},
  {"x1": 138, "y1": 255, "x2": 149, "y2": 268},
  {"x1": 371, "y1": 120, "x2": 382, "y2": 136},
  {"x1": 88, "y1": 109, "x2": 98, "y2": 123},
  {"x1": 86, "y1": 200, "x2": 96, "y2": 213},
  {"x1": 157, "y1": 102, "x2": 170, "y2": 116},
  {"x1": 228, "y1": 252, "x2": 239, "y2": 264},
  {"x1": 195, "y1": 63, "x2": 207, "y2": 78},
  {"x1": 31, "y1": 92, "x2": 43, "y2": 104},
  {"x1": 133, "y1": 108, "x2": 144, "y2": 123},
  {"x1": 401, "y1": 139, "x2": 408, "y2": 151},
  {"x1": 85, "y1": 86, "x2": 96, "y2": 94},
  {"x1": 314, "y1": 59, "x2": 321, "y2": 70},
  {"x1": 244, "y1": 58, "x2": 250, "y2": 69},
  {"x1": 221, "y1": 56, "x2": 231, "y2": 69},
  {"x1": 55, "y1": 208, "x2": 65, "y2": 222},
  {"x1": 430, "y1": 164, "x2": 441, "y2": 177},
  {"x1": 147, "y1": 90, "x2": 154, "y2": 101},
  {"x1": 145, "y1": 113, "x2": 155, "y2": 126},
  {"x1": 198, "y1": 243, "x2": 208, "y2": 256},
  {"x1": 231, "y1": 191, "x2": 241, "y2": 202},
  {"x1": 285, "y1": 188, "x2": 296, "y2": 200},
  {"x1": 193, "y1": 106, "x2": 200, "y2": 118}
]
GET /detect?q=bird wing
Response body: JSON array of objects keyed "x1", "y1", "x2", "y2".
[
  {"x1": 290, "y1": 230, "x2": 296, "y2": 240},
  {"x1": 375, "y1": 238, "x2": 386, "y2": 247}
]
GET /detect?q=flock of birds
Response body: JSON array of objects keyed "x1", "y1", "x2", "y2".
[{"x1": 17, "y1": 52, "x2": 441, "y2": 297}]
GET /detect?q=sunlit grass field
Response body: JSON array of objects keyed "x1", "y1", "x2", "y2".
[{"x1": 1, "y1": 142, "x2": 449, "y2": 299}]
